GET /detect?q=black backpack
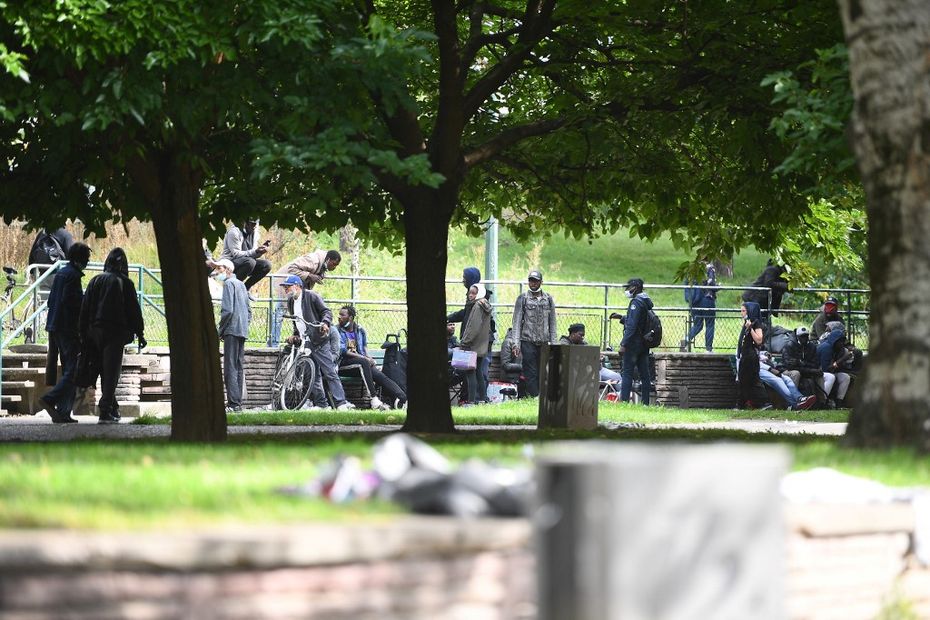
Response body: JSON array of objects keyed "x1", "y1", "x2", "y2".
[
  {"x1": 29, "y1": 231, "x2": 66, "y2": 266},
  {"x1": 641, "y1": 309, "x2": 663, "y2": 349}
]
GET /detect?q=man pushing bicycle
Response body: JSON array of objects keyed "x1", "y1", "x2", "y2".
[{"x1": 279, "y1": 275, "x2": 355, "y2": 411}]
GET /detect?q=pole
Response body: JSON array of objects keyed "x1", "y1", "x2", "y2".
[{"x1": 484, "y1": 216, "x2": 498, "y2": 295}]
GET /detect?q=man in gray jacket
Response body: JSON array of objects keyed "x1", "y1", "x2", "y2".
[
  {"x1": 511, "y1": 269, "x2": 557, "y2": 397},
  {"x1": 220, "y1": 219, "x2": 271, "y2": 294},
  {"x1": 215, "y1": 259, "x2": 251, "y2": 412}
]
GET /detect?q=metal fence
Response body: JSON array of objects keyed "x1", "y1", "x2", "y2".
[{"x1": 2, "y1": 266, "x2": 871, "y2": 355}]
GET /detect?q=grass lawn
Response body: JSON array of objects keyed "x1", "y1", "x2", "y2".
[
  {"x1": 135, "y1": 399, "x2": 851, "y2": 426},
  {"x1": 1, "y1": 402, "x2": 925, "y2": 530}
]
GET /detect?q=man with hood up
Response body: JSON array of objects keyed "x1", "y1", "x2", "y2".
[
  {"x1": 742, "y1": 259, "x2": 789, "y2": 316},
  {"x1": 614, "y1": 278, "x2": 654, "y2": 405},
  {"x1": 459, "y1": 283, "x2": 493, "y2": 404},
  {"x1": 77, "y1": 248, "x2": 146, "y2": 424}
]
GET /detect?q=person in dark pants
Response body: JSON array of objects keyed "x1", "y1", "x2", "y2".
[
  {"x1": 215, "y1": 259, "x2": 251, "y2": 412},
  {"x1": 510, "y1": 269, "x2": 557, "y2": 397},
  {"x1": 40, "y1": 242, "x2": 91, "y2": 423},
  {"x1": 616, "y1": 278, "x2": 653, "y2": 405},
  {"x1": 220, "y1": 219, "x2": 271, "y2": 294},
  {"x1": 683, "y1": 262, "x2": 717, "y2": 352},
  {"x1": 337, "y1": 305, "x2": 407, "y2": 409},
  {"x1": 77, "y1": 248, "x2": 146, "y2": 424}
]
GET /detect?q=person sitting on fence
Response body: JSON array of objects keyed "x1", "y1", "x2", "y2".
[
  {"x1": 280, "y1": 274, "x2": 354, "y2": 411},
  {"x1": 742, "y1": 259, "x2": 789, "y2": 316},
  {"x1": 459, "y1": 283, "x2": 493, "y2": 404},
  {"x1": 269, "y1": 249, "x2": 341, "y2": 346},
  {"x1": 220, "y1": 219, "x2": 271, "y2": 296},
  {"x1": 337, "y1": 305, "x2": 406, "y2": 410},
  {"x1": 811, "y1": 296, "x2": 844, "y2": 340},
  {"x1": 816, "y1": 321, "x2": 853, "y2": 408},
  {"x1": 558, "y1": 323, "x2": 623, "y2": 383},
  {"x1": 214, "y1": 259, "x2": 251, "y2": 413},
  {"x1": 736, "y1": 301, "x2": 772, "y2": 410},
  {"x1": 782, "y1": 327, "x2": 832, "y2": 407},
  {"x1": 682, "y1": 261, "x2": 717, "y2": 352}
]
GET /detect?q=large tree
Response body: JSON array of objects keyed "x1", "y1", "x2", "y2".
[
  {"x1": 254, "y1": 0, "x2": 846, "y2": 431},
  {"x1": 838, "y1": 0, "x2": 930, "y2": 450},
  {"x1": 0, "y1": 1, "x2": 428, "y2": 440}
]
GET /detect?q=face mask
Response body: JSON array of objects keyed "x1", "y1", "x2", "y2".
[
  {"x1": 625, "y1": 290, "x2": 634, "y2": 298},
  {"x1": 287, "y1": 290, "x2": 298, "y2": 300},
  {"x1": 215, "y1": 273, "x2": 227, "y2": 282}
]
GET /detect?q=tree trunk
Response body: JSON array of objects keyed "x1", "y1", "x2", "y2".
[
  {"x1": 143, "y1": 155, "x2": 227, "y2": 442},
  {"x1": 840, "y1": 0, "x2": 930, "y2": 450},
  {"x1": 339, "y1": 223, "x2": 360, "y2": 277},
  {"x1": 401, "y1": 189, "x2": 456, "y2": 433}
]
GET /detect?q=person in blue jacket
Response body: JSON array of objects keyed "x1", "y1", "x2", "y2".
[
  {"x1": 614, "y1": 278, "x2": 653, "y2": 405},
  {"x1": 337, "y1": 305, "x2": 406, "y2": 409}
]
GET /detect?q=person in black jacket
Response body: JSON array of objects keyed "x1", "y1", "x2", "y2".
[
  {"x1": 77, "y1": 248, "x2": 146, "y2": 424},
  {"x1": 40, "y1": 242, "x2": 90, "y2": 423},
  {"x1": 742, "y1": 260, "x2": 789, "y2": 316}
]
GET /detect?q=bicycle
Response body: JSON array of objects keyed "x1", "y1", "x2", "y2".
[
  {"x1": 1, "y1": 266, "x2": 35, "y2": 345},
  {"x1": 271, "y1": 314, "x2": 325, "y2": 410}
]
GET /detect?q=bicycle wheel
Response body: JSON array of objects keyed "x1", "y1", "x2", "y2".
[{"x1": 279, "y1": 356, "x2": 316, "y2": 410}]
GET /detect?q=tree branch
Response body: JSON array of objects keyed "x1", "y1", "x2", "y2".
[
  {"x1": 430, "y1": 0, "x2": 466, "y2": 175},
  {"x1": 463, "y1": 117, "x2": 568, "y2": 168},
  {"x1": 462, "y1": 0, "x2": 556, "y2": 122}
]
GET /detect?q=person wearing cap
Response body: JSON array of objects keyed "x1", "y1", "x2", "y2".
[
  {"x1": 511, "y1": 269, "x2": 557, "y2": 397},
  {"x1": 220, "y1": 219, "x2": 271, "y2": 294},
  {"x1": 559, "y1": 323, "x2": 623, "y2": 383},
  {"x1": 280, "y1": 275, "x2": 354, "y2": 410},
  {"x1": 811, "y1": 296, "x2": 843, "y2": 340},
  {"x1": 214, "y1": 259, "x2": 251, "y2": 412},
  {"x1": 269, "y1": 249, "x2": 342, "y2": 346},
  {"x1": 613, "y1": 278, "x2": 654, "y2": 404}
]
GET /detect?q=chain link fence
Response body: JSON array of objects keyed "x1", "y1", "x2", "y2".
[{"x1": 7, "y1": 266, "x2": 871, "y2": 354}]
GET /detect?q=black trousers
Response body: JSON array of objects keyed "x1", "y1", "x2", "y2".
[
  {"x1": 43, "y1": 330, "x2": 80, "y2": 417},
  {"x1": 232, "y1": 256, "x2": 272, "y2": 290},
  {"x1": 340, "y1": 353, "x2": 406, "y2": 406},
  {"x1": 85, "y1": 327, "x2": 125, "y2": 415},
  {"x1": 520, "y1": 341, "x2": 542, "y2": 397}
]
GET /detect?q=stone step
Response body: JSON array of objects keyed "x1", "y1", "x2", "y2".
[
  {"x1": 1, "y1": 352, "x2": 48, "y2": 367},
  {"x1": 1, "y1": 367, "x2": 46, "y2": 381},
  {"x1": 1, "y1": 394, "x2": 22, "y2": 404},
  {"x1": 2, "y1": 380, "x2": 36, "y2": 390}
]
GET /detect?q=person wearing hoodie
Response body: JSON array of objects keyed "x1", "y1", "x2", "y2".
[
  {"x1": 816, "y1": 322, "x2": 853, "y2": 407},
  {"x1": 77, "y1": 248, "x2": 146, "y2": 424},
  {"x1": 460, "y1": 283, "x2": 493, "y2": 404},
  {"x1": 615, "y1": 278, "x2": 654, "y2": 404},
  {"x1": 742, "y1": 259, "x2": 789, "y2": 316},
  {"x1": 735, "y1": 301, "x2": 771, "y2": 409},
  {"x1": 511, "y1": 269, "x2": 557, "y2": 397}
]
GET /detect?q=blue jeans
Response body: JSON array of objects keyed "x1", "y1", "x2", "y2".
[
  {"x1": 687, "y1": 297, "x2": 716, "y2": 351},
  {"x1": 268, "y1": 300, "x2": 287, "y2": 347},
  {"x1": 43, "y1": 330, "x2": 79, "y2": 417},
  {"x1": 759, "y1": 368, "x2": 802, "y2": 407},
  {"x1": 620, "y1": 342, "x2": 651, "y2": 405}
]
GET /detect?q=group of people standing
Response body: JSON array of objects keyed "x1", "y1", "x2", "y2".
[{"x1": 447, "y1": 268, "x2": 658, "y2": 405}]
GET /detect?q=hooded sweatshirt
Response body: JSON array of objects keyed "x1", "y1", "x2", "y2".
[
  {"x1": 460, "y1": 283, "x2": 493, "y2": 356},
  {"x1": 736, "y1": 301, "x2": 764, "y2": 360},
  {"x1": 79, "y1": 248, "x2": 144, "y2": 343},
  {"x1": 817, "y1": 327, "x2": 847, "y2": 372},
  {"x1": 463, "y1": 267, "x2": 481, "y2": 290}
]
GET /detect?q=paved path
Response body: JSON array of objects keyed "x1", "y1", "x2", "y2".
[{"x1": 0, "y1": 413, "x2": 847, "y2": 442}]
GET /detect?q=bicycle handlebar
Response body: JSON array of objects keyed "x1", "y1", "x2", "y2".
[{"x1": 281, "y1": 314, "x2": 325, "y2": 328}]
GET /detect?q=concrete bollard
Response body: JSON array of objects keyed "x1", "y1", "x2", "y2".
[
  {"x1": 535, "y1": 442, "x2": 789, "y2": 620},
  {"x1": 538, "y1": 344, "x2": 600, "y2": 430}
]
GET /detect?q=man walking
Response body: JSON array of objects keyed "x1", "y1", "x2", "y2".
[
  {"x1": 77, "y1": 248, "x2": 146, "y2": 424},
  {"x1": 214, "y1": 259, "x2": 251, "y2": 412},
  {"x1": 511, "y1": 269, "x2": 557, "y2": 397},
  {"x1": 40, "y1": 242, "x2": 91, "y2": 423}
]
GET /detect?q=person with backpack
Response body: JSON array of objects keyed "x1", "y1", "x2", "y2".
[
  {"x1": 614, "y1": 278, "x2": 656, "y2": 405},
  {"x1": 28, "y1": 227, "x2": 74, "y2": 291},
  {"x1": 682, "y1": 262, "x2": 717, "y2": 352},
  {"x1": 510, "y1": 269, "x2": 557, "y2": 398}
]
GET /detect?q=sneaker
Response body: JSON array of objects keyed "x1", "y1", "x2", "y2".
[
  {"x1": 97, "y1": 412, "x2": 120, "y2": 425},
  {"x1": 224, "y1": 406, "x2": 242, "y2": 413},
  {"x1": 679, "y1": 340, "x2": 689, "y2": 353},
  {"x1": 795, "y1": 395, "x2": 817, "y2": 411},
  {"x1": 51, "y1": 412, "x2": 78, "y2": 424},
  {"x1": 834, "y1": 398, "x2": 847, "y2": 408},
  {"x1": 336, "y1": 402, "x2": 356, "y2": 411},
  {"x1": 39, "y1": 396, "x2": 56, "y2": 413},
  {"x1": 369, "y1": 397, "x2": 391, "y2": 411},
  {"x1": 304, "y1": 405, "x2": 323, "y2": 411}
]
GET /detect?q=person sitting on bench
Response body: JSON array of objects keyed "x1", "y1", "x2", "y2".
[{"x1": 337, "y1": 305, "x2": 406, "y2": 410}]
